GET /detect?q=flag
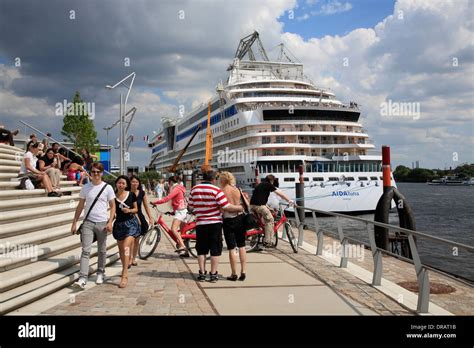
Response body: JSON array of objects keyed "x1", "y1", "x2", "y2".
[{"x1": 144, "y1": 135, "x2": 149, "y2": 142}]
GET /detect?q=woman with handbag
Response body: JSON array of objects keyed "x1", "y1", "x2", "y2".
[
  {"x1": 112, "y1": 175, "x2": 141, "y2": 288},
  {"x1": 219, "y1": 171, "x2": 249, "y2": 281},
  {"x1": 129, "y1": 175, "x2": 153, "y2": 267}
]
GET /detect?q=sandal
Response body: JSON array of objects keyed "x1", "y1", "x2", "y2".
[
  {"x1": 119, "y1": 276, "x2": 128, "y2": 288},
  {"x1": 226, "y1": 274, "x2": 238, "y2": 281}
]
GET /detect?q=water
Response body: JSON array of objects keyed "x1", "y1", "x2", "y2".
[{"x1": 313, "y1": 182, "x2": 474, "y2": 282}]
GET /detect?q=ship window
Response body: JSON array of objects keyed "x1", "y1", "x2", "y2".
[
  {"x1": 284, "y1": 178, "x2": 295, "y2": 182},
  {"x1": 262, "y1": 137, "x2": 271, "y2": 144},
  {"x1": 271, "y1": 125, "x2": 280, "y2": 132},
  {"x1": 379, "y1": 177, "x2": 383, "y2": 180},
  {"x1": 328, "y1": 177, "x2": 338, "y2": 181},
  {"x1": 345, "y1": 177, "x2": 355, "y2": 181},
  {"x1": 358, "y1": 177, "x2": 368, "y2": 181},
  {"x1": 313, "y1": 177, "x2": 324, "y2": 181},
  {"x1": 304, "y1": 177, "x2": 309, "y2": 181},
  {"x1": 370, "y1": 177, "x2": 378, "y2": 180}
]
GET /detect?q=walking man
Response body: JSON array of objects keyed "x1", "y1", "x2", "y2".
[{"x1": 71, "y1": 162, "x2": 115, "y2": 289}]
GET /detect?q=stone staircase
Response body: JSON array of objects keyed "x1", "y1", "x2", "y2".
[{"x1": 0, "y1": 143, "x2": 119, "y2": 314}]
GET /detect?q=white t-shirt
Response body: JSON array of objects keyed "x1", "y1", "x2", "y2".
[
  {"x1": 20, "y1": 151, "x2": 37, "y2": 174},
  {"x1": 79, "y1": 182, "x2": 115, "y2": 223}
]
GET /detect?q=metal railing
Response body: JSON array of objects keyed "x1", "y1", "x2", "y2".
[{"x1": 284, "y1": 203, "x2": 474, "y2": 313}]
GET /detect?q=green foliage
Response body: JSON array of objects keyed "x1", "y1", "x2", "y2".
[
  {"x1": 61, "y1": 91, "x2": 98, "y2": 153},
  {"x1": 394, "y1": 163, "x2": 474, "y2": 182}
]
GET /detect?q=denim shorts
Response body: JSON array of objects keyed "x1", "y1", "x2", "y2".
[{"x1": 112, "y1": 217, "x2": 141, "y2": 241}]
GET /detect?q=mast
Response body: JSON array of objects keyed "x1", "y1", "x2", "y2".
[{"x1": 204, "y1": 101, "x2": 213, "y2": 167}]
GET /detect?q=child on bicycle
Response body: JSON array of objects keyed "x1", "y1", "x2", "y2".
[{"x1": 151, "y1": 175, "x2": 189, "y2": 257}]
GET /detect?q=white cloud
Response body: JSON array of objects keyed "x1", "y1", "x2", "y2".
[
  {"x1": 297, "y1": 13, "x2": 310, "y2": 21},
  {"x1": 317, "y1": 1, "x2": 353, "y2": 16},
  {"x1": 0, "y1": 0, "x2": 472, "y2": 169},
  {"x1": 281, "y1": 0, "x2": 473, "y2": 168}
]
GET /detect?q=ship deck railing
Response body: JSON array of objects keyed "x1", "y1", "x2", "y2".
[{"x1": 281, "y1": 203, "x2": 474, "y2": 313}]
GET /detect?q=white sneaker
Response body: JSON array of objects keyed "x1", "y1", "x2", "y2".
[
  {"x1": 73, "y1": 277, "x2": 86, "y2": 290},
  {"x1": 96, "y1": 273, "x2": 105, "y2": 284}
]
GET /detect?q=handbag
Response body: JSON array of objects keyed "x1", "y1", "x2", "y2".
[
  {"x1": 239, "y1": 188, "x2": 258, "y2": 230},
  {"x1": 76, "y1": 183, "x2": 108, "y2": 242}
]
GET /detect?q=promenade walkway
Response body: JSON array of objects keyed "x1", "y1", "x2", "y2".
[{"x1": 7, "y1": 205, "x2": 424, "y2": 316}]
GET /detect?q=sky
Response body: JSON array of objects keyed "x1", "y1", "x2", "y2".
[{"x1": 0, "y1": 0, "x2": 472, "y2": 170}]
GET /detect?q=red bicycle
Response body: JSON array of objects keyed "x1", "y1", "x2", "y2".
[
  {"x1": 139, "y1": 204, "x2": 202, "y2": 259},
  {"x1": 244, "y1": 206, "x2": 298, "y2": 253}
]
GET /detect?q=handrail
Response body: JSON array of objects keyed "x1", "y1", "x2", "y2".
[
  {"x1": 19, "y1": 120, "x2": 117, "y2": 178},
  {"x1": 280, "y1": 202, "x2": 473, "y2": 314}
]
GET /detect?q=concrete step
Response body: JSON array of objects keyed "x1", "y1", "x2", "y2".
[
  {"x1": 0, "y1": 246, "x2": 120, "y2": 315},
  {"x1": 0, "y1": 180, "x2": 77, "y2": 190},
  {"x1": 0, "y1": 211, "x2": 77, "y2": 238},
  {"x1": 0, "y1": 165, "x2": 20, "y2": 173},
  {"x1": 0, "y1": 145, "x2": 25, "y2": 156},
  {"x1": 0, "y1": 237, "x2": 118, "y2": 293},
  {"x1": 0, "y1": 173, "x2": 20, "y2": 181},
  {"x1": 0, "y1": 202, "x2": 78, "y2": 224},
  {"x1": 0, "y1": 235, "x2": 82, "y2": 271},
  {"x1": 0, "y1": 224, "x2": 81, "y2": 253},
  {"x1": 0, "y1": 194, "x2": 81, "y2": 212},
  {"x1": 0, "y1": 143, "x2": 25, "y2": 152},
  {"x1": 0, "y1": 159, "x2": 21, "y2": 167},
  {"x1": 0, "y1": 186, "x2": 82, "y2": 200},
  {"x1": 0, "y1": 153, "x2": 22, "y2": 161}
]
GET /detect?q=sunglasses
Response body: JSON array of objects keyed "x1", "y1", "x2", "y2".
[{"x1": 91, "y1": 170, "x2": 102, "y2": 174}]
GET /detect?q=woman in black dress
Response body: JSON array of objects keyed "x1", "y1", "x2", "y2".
[
  {"x1": 112, "y1": 175, "x2": 140, "y2": 288},
  {"x1": 129, "y1": 175, "x2": 153, "y2": 266}
]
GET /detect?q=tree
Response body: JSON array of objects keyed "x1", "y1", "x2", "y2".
[{"x1": 61, "y1": 91, "x2": 98, "y2": 153}]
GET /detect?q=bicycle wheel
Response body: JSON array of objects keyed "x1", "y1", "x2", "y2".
[
  {"x1": 183, "y1": 229, "x2": 212, "y2": 260},
  {"x1": 138, "y1": 226, "x2": 161, "y2": 259},
  {"x1": 244, "y1": 230, "x2": 261, "y2": 252},
  {"x1": 284, "y1": 222, "x2": 298, "y2": 253},
  {"x1": 183, "y1": 228, "x2": 198, "y2": 258}
]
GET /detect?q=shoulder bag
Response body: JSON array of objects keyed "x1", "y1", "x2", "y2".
[{"x1": 76, "y1": 183, "x2": 109, "y2": 242}]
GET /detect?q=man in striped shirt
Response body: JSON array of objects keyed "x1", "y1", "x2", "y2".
[{"x1": 188, "y1": 170, "x2": 244, "y2": 283}]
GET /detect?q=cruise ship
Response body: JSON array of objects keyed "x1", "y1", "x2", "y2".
[{"x1": 148, "y1": 32, "x2": 395, "y2": 213}]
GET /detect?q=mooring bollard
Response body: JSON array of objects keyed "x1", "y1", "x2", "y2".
[
  {"x1": 374, "y1": 145, "x2": 391, "y2": 250},
  {"x1": 295, "y1": 165, "x2": 305, "y2": 246}
]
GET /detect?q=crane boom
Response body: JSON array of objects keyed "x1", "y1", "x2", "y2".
[{"x1": 168, "y1": 123, "x2": 201, "y2": 173}]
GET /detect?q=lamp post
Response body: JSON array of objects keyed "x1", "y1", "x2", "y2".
[{"x1": 105, "y1": 72, "x2": 136, "y2": 175}]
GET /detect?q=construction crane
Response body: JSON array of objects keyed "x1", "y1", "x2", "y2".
[
  {"x1": 233, "y1": 31, "x2": 269, "y2": 61},
  {"x1": 167, "y1": 123, "x2": 201, "y2": 173}
]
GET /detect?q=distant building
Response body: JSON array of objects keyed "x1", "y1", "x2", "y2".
[
  {"x1": 416, "y1": 161, "x2": 419, "y2": 169},
  {"x1": 127, "y1": 166, "x2": 139, "y2": 175}
]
